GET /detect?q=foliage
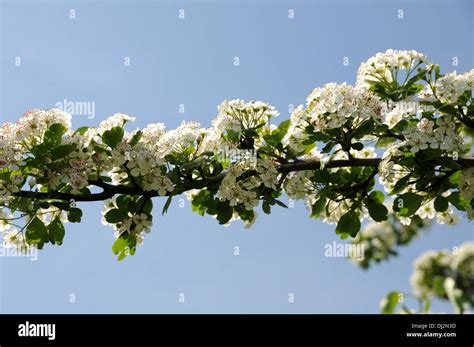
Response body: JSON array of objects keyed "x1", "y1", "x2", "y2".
[
  {"x1": 380, "y1": 241, "x2": 474, "y2": 314},
  {"x1": 0, "y1": 49, "x2": 473, "y2": 312}
]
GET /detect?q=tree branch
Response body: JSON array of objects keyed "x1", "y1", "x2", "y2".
[{"x1": 11, "y1": 157, "x2": 474, "y2": 203}]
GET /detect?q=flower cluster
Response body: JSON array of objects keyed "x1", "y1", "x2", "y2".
[
  {"x1": 319, "y1": 199, "x2": 361, "y2": 225},
  {"x1": 283, "y1": 105, "x2": 308, "y2": 153},
  {"x1": 350, "y1": 221, "x2": 396, "y2": 267},
  {"x1": 213, "y1": 99, "x2": 279, "y2": 143},
  {"x1": 6, "y1": 108, "x2": 72, "y2": 141},
  {"x1": 0, "y1": 109, "x2": 96, "y2": 200},
  {"x1": 217, "y1": 161, "x2": 260, "y2": 210},
  {"x1": 2, "y1": 229, "x2": 29, "y2": 251},
  {"x1": 155, "y1": 121, "x2": 204, "y2": 157},
  {"x1": 305, "y1": 83, "x2": 383, "y2": 130},
  {"x1": 217, "y1": 158, "x2": 280, "y2": 211},
  {"x1": 351, "y1": 212, "x2": 432, "y2": 269},
  {"x1": 284, "y1": 171, "x2": 315, "y2": 200},
  {"x1": 382, "y1": 101, "x2": 421, "y2": 128},
  {"x1": 410, "y1": 242, "x2": 474, "y2": 304},
  {"x1": 410, "y1": 249, "x2": 452, "y2": 298},
  {"x1": 402, "y1": 116, "x2": 464, "y2": 154},
  {"x1": 420, "y1": 69, "x2": 474, "y2": 104},
  {"x1": 0, "y1": 211, "x2": 26, "y2": 250},
  {"x1": 1, "y1": 206, "x2": 67, "y2": 252},
  {"x1": 356, "y1": 49, "x2": 429, "y2": 89},
  {"x1": 101, "y1": 197, "x2": 153, "y2": 245},
  {"x1": 97, "y1": 112, "x2": 135, "y2": 134}
]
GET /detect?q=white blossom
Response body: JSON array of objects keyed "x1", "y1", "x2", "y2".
[
  {"x1": 306, "y1": 83, "x2": 383, "y2": 131},
  {"x1": 356, "y1": 49, "x2": 429, "y2": 89}
]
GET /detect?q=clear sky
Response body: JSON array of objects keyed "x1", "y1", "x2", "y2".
[{"x1": 0, "y1": 0, "x2": 472, "y2": 313}]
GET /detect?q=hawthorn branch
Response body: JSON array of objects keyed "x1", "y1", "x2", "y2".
[
  {"x1": 14, "y1": 189, "x2": 115, "y2": 202},
  {"x1": 277, "y1": 158, "x2": 381, "y2": 173},
  {"x1": 10, "y1": 157, "x2": 474, "y2": 203}
]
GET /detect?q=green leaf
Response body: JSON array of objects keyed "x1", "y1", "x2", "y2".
[
  {"x1": 51, "y1": 143, "x2": 77, "y2": 160},
  {"x1": 406, "y1": 68, "x2": 428, "y2": 85},
  {"x1": 398, "y1": 157, "x2": 416, "y2": 167},
  {"x1": 434, "y1": 196, "x2": 449, "y2": 212},
  {"x1": 117, "y1": 250, "x2": 128, "y2": 261},
  {"x1": 143, "y1": 199, "x2": 153, "y2": 215},
  {"x1": 274, "y1": 199, "x2": 288, "y2": 209},
  {"x1": 306, "y1": 131, "x2": 332, "y2": 143},
  {"x1": 112, "y1": 237, "x2": 127, "y2": 255},
  {"x1": 351, "y1": 142, "x2": 364, "y2": 151},
  {"x1": 181, "y1": 158, "x2": 206, "y2": 172},
  {"x1": 217, "y1": 203, "x2": 233, "y2": 224},
  {"x1": 48, "y1": 217, "x2": 66, "y2": 245},
  {"x1": 448, "y1": 192, "x2": 468, "y2": 211},
  {"x1": 199, "y1": 151, "x2": 214, "y2": 157},
  {"x1": 310, "y1": 197, "x2": 326, "y2": 218},
  {"x1": 225, "y1": 129, "x2": 240, "y2": 143},
  {"x1": 380, "y1": 291, "x2": 401, "y2": 314},
  {"x1": 438, "y1": 104, "x2": 458, "y2": 116},
  {"x1": 338, "y1": 232, "x2": 350, "y2": 240},
  {"x1": 457, "y1": 89, "x2": 471, "y2": 104},
  {"x1": 376, "y1": 136, "x2": 397, "y2": 148},
  {"x1": 116, "y1": 195, "x2": 133, "y2": 211},
  {"x1": 105, "y1": 208, "x2": 126, "y2": 223},
  {"x1": 129, "y1": 131, "x2": 142, "y2": 146},
  {"x1": 369, "y1": 190, "x2": 385, "y2": 204},
  {"x1": 234, "y1": 205, "x2": 254, "y2": 222},
  {"x1": 99, "y1": 175, "x2": 113, "y2": 183},
  {"x1": 243, "y1": 128, "x2": 258, "y2": 138},
  {"x1": 321, "y1": 141, "x2": 336, "y2": 153},
  {"x1": 277, "y1": 119, "x2": 291, "y2": 132},
  {"x1": 74, "y1": 126, "x2": 89, "y2": 135},
  {"x1": 204, "y1": 198, "x2": 219, "y2": 216},
  {"x1": 367, "y1": 202, "x2": 389, "y2": 222},
  {"x1": 67, "y1": 208, "x2": 83, "y2": 223},
  {"x1": 262, "y1": 201, "x2": 271, "y2": 214},
  {"x1": 336, "y1": 210, "x2": 360, "y2": 237},
  {"x1": 191, "y1": 197, "x2": 207, "y2": 216},
  {"x1": 265, "y1": 119, "x2": 291, "y2": 146},
  {"x1": 102, "y1": 127, "x2": 124, "y2": 149},
  {"x1": 162, "y1": 195, "x2": 173, "y2": 215},
  {"x1": 393, "y1": 193, "x2": 424, "y2": 217},
  {"x1": 391, "y1": 174, "x2": 412, "y2": 195},
  {"x1": 49, "y1": 201, "x2": 72, "y2": 211},
  {"x1": 352, "y1": 119, "x2": 375, "y2": 139},
  {"x1": 404, "y1": 83, "x2": 424, "y2": 97},
  {"x1": 431, "y1": 157, "x2": 462, "y2": 170},
  {"x1": 44, "y1": 123, "x2": 67, "y2": 145},
  {"x1": 39, "y1": 202, "x2": 50, "y2": 209},
  {"x1": 26, "y1": 217, "x2": 49, "y2": 246},
  {"x1": 369, "y1": 82, "x2": 392, "y2": 100}
]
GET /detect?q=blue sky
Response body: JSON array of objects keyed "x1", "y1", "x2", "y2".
[{"x1": 0, "y1": 0, "x2": 472, "y2": 313}]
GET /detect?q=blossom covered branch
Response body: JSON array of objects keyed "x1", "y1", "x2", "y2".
[
  {"x1": 10, "y1": 157, "x2": 474, "y2": 202},
  {"x1": 1, "y1": 49, "x2": 473, "y2": 263}
]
